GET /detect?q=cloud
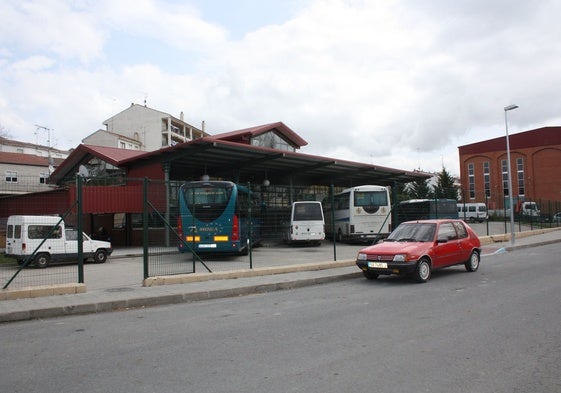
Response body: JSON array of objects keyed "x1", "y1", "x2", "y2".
[
  {"x1": 1, "y1": 0, "x2": 561, "y2": 178},
  {"x1": 0, "y1": 0, "x2": 106, "y2": 64}
]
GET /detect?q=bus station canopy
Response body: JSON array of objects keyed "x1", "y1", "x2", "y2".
[{"x1": 118, "y1": 137, "x2": 430, "y2": 188}]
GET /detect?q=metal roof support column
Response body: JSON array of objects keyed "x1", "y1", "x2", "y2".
[
  {"x1": 392, "y1": 181, "x2": 399, "y2": 230},
  {"x1": 289, "y1": 177, "x2": 294, "y2": 205},
  {"x1": 330, "y1": 183, "x2": 337, "y2": 261}
]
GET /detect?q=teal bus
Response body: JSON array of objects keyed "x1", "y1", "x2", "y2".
[{"x1": 177, "y1": 181, "x2": 262, "y2": 254}]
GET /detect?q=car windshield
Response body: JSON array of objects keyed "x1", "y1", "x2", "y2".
[{"x1": 386, "y1": 223, "x2": 436, "y2": 242}]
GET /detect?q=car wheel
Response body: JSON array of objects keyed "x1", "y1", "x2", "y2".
[
  {"x1": 465, "y1": 250, "x2": 480, "y2": 272},
  {"x1": 413, "y1": 258, "x2": 431, "y2": 283},
  {"x1": 363, "y1": 271, "x2": 379, "y2": 280},
  {"x1": 34, "y1": 253, "x2": 50, "y2": 268},
  {"x1": 94, "y1": 249, "x2": 108, "y2": 264}
]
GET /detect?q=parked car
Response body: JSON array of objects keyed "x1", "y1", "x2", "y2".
[
  {"x1": 356, "y1": 219, "x2": 481, "y2": 283},
  {"x1": 552, "y1": 212, "x2": 561, "y2": 224}
]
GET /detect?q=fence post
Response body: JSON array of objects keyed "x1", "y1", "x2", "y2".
[
  {"x1": 143, "y1": 177, "x2": 149, "y2": 280},
  {"x1": 330, "y1": 184, "x2": 336, "y2": 261},
  {"x1": 248, "y1": 182, "x2": 253, "y2": 269},
  {"x1": 163, "y1": 162, "x2": 171, "y2": 247},
  {"x1": 77, "y1": 175, "x2": 84, "y2": 284}
]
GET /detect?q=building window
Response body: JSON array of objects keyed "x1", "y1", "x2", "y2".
[
  {"x1": 517, "y1": 158, "x2": 525, "y2": 196},
  {"x1": 5, "y1": 170, "x2": 17, "y2": 183},
  {"x1": 39, "y1": 173, "x2": 49, "y2": 184},
  {"x1": 502, "y1": 159, "x2": 509, "y2": 196},
  {"x1": 483, "y1": 162, "x2": 490, "y2": 197},
  {"x1": 251, "y1": 131, "x2": 295, "y2": 152},
  {"x1": 468, "y1": 163, "x2": 475, "y2": 199}
]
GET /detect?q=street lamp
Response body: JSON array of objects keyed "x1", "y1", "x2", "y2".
[{"x1": 504, "y1": 104, "x2": 518, "y2": 245}]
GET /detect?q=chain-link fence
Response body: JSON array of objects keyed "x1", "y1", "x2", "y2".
[
  {"x1": 3, "y1": 176, "x2": 561, "y2": 291},
  {"x1": 457, "y1": 186, "x2": 561, "y2": 228},
  {"x1": 1, "y1": 192, "x2": 79, "y2": 290},
  {"x1": 144, "y1": 180, "x2": 334, "y2": 276}
]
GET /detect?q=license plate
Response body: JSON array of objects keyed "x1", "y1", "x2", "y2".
[{"x1": 368, "y1": 261, "x2": 387, "y2": 269}]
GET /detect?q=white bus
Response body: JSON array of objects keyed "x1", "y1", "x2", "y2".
[
  {"x1": 323, "y1": 185, "x2": 391, "y2": 242},
  {"x1": 457, "y1": 203, "x2": 488, "y2": 223}
]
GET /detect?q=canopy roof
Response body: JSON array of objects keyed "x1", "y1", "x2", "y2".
[{"x1": 51, "y1": 123, "x2": 430, "y2": 187}]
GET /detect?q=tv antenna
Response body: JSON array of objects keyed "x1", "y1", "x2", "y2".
[{"x1": 34, "y1": 124, "x2": 52, "y2": 148}]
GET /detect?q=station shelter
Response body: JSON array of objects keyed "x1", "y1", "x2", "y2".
[{"x1": 0, "y1": 122, "x2": 429, "y2": 246}]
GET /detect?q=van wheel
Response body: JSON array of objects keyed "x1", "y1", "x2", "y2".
[
  {"x1": 34, "y1": 253, "x2": 50, "y2": 268},
  {"x1": 94, "y1": 249, "x2": 108, "y2": 264}
]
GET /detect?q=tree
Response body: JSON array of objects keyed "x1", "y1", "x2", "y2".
[
  {"x1": 406, "y1": 177, "x2": 432, "y2": 200},
  {"x1": 432, "y1": 167, "x2": 458, "y2": 200},
  {"x1": 0, "y1": 124, "x2": 12, "y2": 139},
  {"x1": 392, "y1": 181, "x2": 410, "y2": 203}
]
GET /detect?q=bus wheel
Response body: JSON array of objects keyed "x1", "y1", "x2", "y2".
[{"x1": 34, "y1": 253, "x2": 50, "y2": 268}]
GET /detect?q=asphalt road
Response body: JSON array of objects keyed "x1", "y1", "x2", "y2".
[{"x1": 1, "y1": 242, "x2": 560, "y2": 393}]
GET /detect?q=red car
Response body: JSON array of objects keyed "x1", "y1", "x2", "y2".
[{"x1": 356, "y1": 219, "x2": 481, "y2": 283}]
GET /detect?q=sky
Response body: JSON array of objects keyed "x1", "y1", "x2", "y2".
[{"x1": 1, "y1": 0, "x2": 561, "y2": 177}]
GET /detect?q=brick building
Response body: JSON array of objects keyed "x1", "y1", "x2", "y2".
[{"x1": 458, "y1": 126, "x2": 561, "y2": 213}]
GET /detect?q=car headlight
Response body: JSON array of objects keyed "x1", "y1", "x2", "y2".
[
  {"x1": 393, "y1": 254, "x2": 407, "y2": 262},
  {"x1": 357, "y1": 253, "x2": 367, "y2": 261}
]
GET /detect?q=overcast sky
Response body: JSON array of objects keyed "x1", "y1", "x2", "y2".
[{"x1": 1, "y1": 0, "x2": 560, "y2": 177}]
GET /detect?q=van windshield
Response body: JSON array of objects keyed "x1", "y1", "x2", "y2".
[{"x1": 293, "y1": 203, "x2": 323, "y2": 221}]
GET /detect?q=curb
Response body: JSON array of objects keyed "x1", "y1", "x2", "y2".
[{"x1": 0, "y1": 270, "x2": 362, "y2": 323}]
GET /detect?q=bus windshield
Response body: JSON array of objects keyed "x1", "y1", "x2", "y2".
[
  {"x1": 354, "y1": 191, "x2": 388, "y2": 213},
  {"x1": 182, "y1": 184, "x2": 233, "y2": 223},
  {"x1": 293, "y1": 203, "x2": 323, "y2": 221}
]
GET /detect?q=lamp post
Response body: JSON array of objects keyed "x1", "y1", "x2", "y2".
[{"x1": 504, "y1": 104, "x2": 518, "y2": 245}]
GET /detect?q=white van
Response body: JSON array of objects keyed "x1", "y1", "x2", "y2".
[
  {"x1": 457, "y1": 203, "x2": 488, "y2": 223},
  {"x1": 283, "y1": 201, "x2": 325, "y2": 245},
  {"x1": 5, "y1": 215, "x2": 113, "y2": 268}
]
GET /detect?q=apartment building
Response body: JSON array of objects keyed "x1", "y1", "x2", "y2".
[
  {"x1": 93, "y1": 103, "x2": 208, "y2": 151},
  {"x1": 0, "y1": 136, "x2": 68, "y2": 195}
]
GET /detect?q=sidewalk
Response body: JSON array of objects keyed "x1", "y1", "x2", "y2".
[{"x1": 1, "y1": 228, "x2": 560, "y2": 323}]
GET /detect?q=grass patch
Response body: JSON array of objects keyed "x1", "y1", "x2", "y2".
[{"x1": 0, "y1": 253, "x2": 17, "y2": 265}]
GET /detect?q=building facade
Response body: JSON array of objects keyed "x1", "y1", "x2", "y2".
[
  {"x1": 98, "y1": 103, "x2": 208, "y2": 151},
  {"x1": 0, "y1": 137, "x2": 68, "y2": 196},
  {"x1": 82, "y1": 129, "x2": 143, "y2": 151},
  {"x1": 458, "y1": 126, "x2": 561, "y2": 213}
]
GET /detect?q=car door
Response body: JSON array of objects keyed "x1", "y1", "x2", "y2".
[
  {"x1": 452, "y1": 221, "x2": 471, "y2": 262},
  {"x1": 433, "y1": 222, "x2": 460, "y2": 268}
]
